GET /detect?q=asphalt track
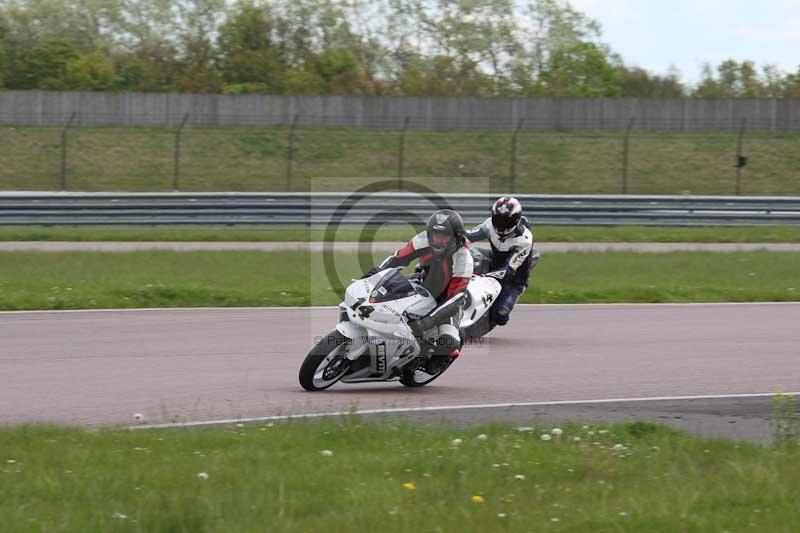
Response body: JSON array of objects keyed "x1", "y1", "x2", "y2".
[
  {"x1": 2, "y1": 303, "x2": 798, "y2": 442},
  {"x1": 3, "y1": 241, "x2": 800, "y2": 252}
]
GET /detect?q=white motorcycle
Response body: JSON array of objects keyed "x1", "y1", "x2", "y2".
[{"x1": 299, "y1": 266, "x2": 502, "y2": 391}]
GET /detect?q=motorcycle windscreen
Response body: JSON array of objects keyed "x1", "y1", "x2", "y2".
[{"x1": 369, "y1": 270, "x2": 416, "y2": 303}]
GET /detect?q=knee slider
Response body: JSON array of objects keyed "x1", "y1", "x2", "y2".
[{"x1": 437, "y1": 333, "x2": 459, "y2": 351}]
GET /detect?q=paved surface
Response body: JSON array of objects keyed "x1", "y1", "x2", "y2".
[
  {"x1": 1, "y1": 304, "x2": 798, "y2": 441},
  {"x1": 3, "y1": 241, "x2": 800, "y2": 252}
]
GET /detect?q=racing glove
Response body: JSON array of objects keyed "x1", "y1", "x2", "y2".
[
  {"x1": 361, "y1": 267, "x2": 383, "y2": 279},
  {"x1": 363, "y1": 253, "x2": 406, "y2": 279},
  {"x1": 485, "y1": 267, "x2": 514, "y2": 286}
]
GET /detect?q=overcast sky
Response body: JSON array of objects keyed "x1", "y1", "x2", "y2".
[{"x1": 569, "y1": 0, "x2": 800, "y2": 84}]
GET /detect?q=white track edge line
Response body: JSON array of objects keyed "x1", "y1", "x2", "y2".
[
  {"x1": 3, "y1": 301, "x2": 800, "y2": 316},
  {"x1": 129, "y1": 391, "x2": 800, "y2": 430}
]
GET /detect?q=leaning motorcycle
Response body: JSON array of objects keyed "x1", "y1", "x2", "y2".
[{"x1": 299, "y1": 267, "x2": 502, "y2": 391}]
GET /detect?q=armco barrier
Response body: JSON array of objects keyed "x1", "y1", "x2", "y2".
[{"x1": 1, "y1": 192, "x2": 800, "y2": 227}]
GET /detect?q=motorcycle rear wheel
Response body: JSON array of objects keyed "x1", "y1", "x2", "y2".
[
  {"x1": 399, "y1": 357, "x2": 453, "y2": 387},
  {"x1": 299, "y1": 330, "x2": 351, "y2": 391}
]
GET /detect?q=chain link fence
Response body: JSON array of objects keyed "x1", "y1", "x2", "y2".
[{"x1": 1, "y1": 113, "x2": 798, "y2": 195}]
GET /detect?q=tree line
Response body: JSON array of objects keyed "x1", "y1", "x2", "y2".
[{"x1": 1, "y1": 0, "x2": 799, "y2": 97}]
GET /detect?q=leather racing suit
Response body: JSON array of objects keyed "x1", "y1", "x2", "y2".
[
  {"x1": 375, "y1": 230, "x2": 473, "y2": 353},
  {"x1": 465, "y1": 218, "x2": 539, "y2": 326}
]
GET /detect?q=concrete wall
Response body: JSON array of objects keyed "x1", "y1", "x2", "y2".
[{"x1": 1, "y1": 91, "x2": 799, "y2": 130}]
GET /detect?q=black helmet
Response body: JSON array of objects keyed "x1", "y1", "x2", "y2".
[
  {"x1": 426, "y1": 209, "x2": 465, "y2": 258},
  {"x1": 491, "y1": 196, "x2": 523, "y2": 238}
]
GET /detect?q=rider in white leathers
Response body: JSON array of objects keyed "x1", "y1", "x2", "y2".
[{"x1": 465, "y1": 196, "x2": 540, "y2": 328}]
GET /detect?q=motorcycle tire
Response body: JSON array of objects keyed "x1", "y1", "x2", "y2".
[
  {"x1": 299, "y1": 330, "x2": 351, "y2": 391},
  {"x1": 399, "y1": 357, "x2": 453, "y2": 388}
]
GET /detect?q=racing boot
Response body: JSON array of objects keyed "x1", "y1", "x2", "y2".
[{"x1": 425, "y1": 333, "x2": 459, "y2": 374}]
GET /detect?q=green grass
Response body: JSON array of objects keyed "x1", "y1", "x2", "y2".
[
  {"x1": 0, "y1": 250, "x2": 798, "y2": 310},
  {"x1": 1, "y1": 420, "x2": 800, "y2": 531},
  {"x1": 524, "y1": 250, "x2": 800, "y2": 303},
  {"x1": 2, "y1": 225, "x2": 800, "y2": 243},
  {"x1": 1, "y1": 125, "x2": 799, "y2": 194}
]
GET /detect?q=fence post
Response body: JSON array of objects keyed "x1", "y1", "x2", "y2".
[
  {"x1": 621, "y1": 117, "x2": 636, "y2": 194},
  {"x1": 397, "y1": 116, "x2": 410, "y2": 188},
  {"x1": 509, "y1": 118, "x2": 525, "y2": 193},
  {"x1": 60, "y1": 112, "x2": 78, "y2": 191},
  {"x1": 172, "y1": 113, "x2": 190, "y2": 191},
  {"x1": 286, "y1": 114, "x2": 299, "y2": 191},
  {"x1": 735, "y1": 118, "x2": 748, "y2": 195}
]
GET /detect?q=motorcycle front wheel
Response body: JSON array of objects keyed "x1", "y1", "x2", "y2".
[{"x1": 299, "y1": 330, "x2": 352, "y2": 391}]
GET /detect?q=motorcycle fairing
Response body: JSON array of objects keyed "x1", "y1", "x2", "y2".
[{"x1": 336, "y1": 268, "x2": 501, "y2": 382}]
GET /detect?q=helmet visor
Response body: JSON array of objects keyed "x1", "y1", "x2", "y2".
[
  {"x1": 431, "y1": 231, "x2": 453, "y2": 251},
  {"x1": 492, "y1": 213, "x2": 516, "y2": 236}
]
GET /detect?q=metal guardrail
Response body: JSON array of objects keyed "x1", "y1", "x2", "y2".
[{"x1": 2, "y1": 192, "x2": 800, "y2": 227}]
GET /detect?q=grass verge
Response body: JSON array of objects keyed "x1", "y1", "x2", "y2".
[
  {"x1": 1, "y1": 420, "x2": 799, "y2": 531},
  {"x1": 2, "y1": 126, "x2": 800, "y2": 195},
  {"x1": 2, "y1": 225, "x2": 800, "y2": 243},
  {"x1": 0, "y1": 250, "x2": 798, "y2": 310}
]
